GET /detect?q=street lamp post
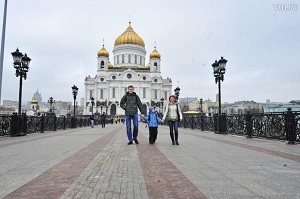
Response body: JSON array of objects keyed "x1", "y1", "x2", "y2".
[
  {"x1": 90, "y1": 97, "x2": 95, "y2": 114},
  {"x1": 174, "y1": 87, "x2": 180, "y2": 101},
  {"x1": 199, "y1": 98, "x2": 203, "y2": 113},
  {"x1": 47, "y1": 97, "x2": 55, "y2": 113},
  {"x1": 160, "y1": 98, "x2": 164, "y2": 114},
  {"x1": 72, "y1": 85, "x2": 78, "y2": 116},
  {"x1": 212, "y1": 56, "x2": 227, "y2": 133},
  {"x1": 11, "y1": 48, "x2": 31, "y2": 115},
  {"x1": 71, "y1": 85, "x2": 78, "y2": 128},
  {"x1": 106, "y1": 101, "x2": 111, "y2": 114}
]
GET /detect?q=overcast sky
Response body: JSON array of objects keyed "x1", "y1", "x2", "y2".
[{"x1": 0, "y1": 0, "x2": 299, "y2": 104}]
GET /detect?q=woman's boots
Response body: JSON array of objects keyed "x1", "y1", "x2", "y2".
[
  {"x1": 170, "y1": 133, "x2": 179, "y2": 145},
  {"x1": 170, "y1": 133, "x2": 175, "y2": 145},
  {"x1": 175, "y1": 133, "x2": 179, "y2": 145}
]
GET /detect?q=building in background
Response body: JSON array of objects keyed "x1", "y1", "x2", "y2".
[
  {"x1": 32, "y1": 89, "x2": 42, "y2": 105},
  {"x1": 84, "y1": 22, "x2": 173, "y2": 116}
]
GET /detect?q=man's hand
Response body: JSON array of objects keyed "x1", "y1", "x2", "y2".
[
  {"x1": 162, "y1": 119, "x2": 164, "y2": 123},
  {"x1": 141, "y1": 114, "x2": 144, "y2": 118}
]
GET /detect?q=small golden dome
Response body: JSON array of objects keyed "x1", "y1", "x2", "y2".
[
  {"x1": 114, "y1": 22, "x2": 145, "y2": 47},
  {"x1": 97, "y1": 45, "x2": 109, "y2": 57},
  {"x1": 150, "y1": 47, "x2": 161, "y2": 59},
  {"x1": 108, "y1": 62, "x2": 113, "y2": 68},
  {"x1": 146, "y1": 62, "x2": 150, "y2": 68},
  {"x1": 31, "y1": 99, "x2": 38, "y2": 103}
]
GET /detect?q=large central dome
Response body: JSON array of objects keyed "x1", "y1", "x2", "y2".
[{"x1": 114, "y1": 22, "x2": 145, "y2": 47}]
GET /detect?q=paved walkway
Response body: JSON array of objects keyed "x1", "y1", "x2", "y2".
[{"x1": 1, "y1": 123, "x2": 300, "y2": 199}]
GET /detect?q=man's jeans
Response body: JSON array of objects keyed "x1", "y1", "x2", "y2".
[{"x1": 125, "y1": 114, "x2": 139, "y2": 141}]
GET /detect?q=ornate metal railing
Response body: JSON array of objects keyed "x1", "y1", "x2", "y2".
[
  {"x1": 181, "y1": 109, "x2": 300, "y2": 142},
  {"x1": 0, "y1": 114, "x2": 91, "y2": 137},
  {"x1": 0, "y1": 115, "x2": 12, "y2": 136}
]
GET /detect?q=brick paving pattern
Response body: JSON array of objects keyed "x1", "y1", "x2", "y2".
[{"x1": 1, "y1": 124, "x2": 300, "y2": 198}]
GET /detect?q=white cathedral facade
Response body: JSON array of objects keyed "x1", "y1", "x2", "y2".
[{"x1": 84, "y1": 22, "x2": 173, "y2": 116}]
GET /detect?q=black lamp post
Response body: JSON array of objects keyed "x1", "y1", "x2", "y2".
[
  {"x1": 90, "y1": 97, "x2": 95, "y2": 114},
  {"x1": 11, "y1": 48, "x2": 31, "y2": 115},
  {"x1": 212, "y1": 56, "x2": 227, "y2": 133},
  {"x1": 106, "y1": 101, "x2": 111, "y2": 114},
  {"x1": 48, "y1": 97, "x2": 55, "y2": 113},
  {"x1": 199, "y1": 98, "x2": 203, "y2": 113},
  {"x1": 160, "y1": 98, "x2": 164, "y2": 113},
  {"x1": 174, "y1": 87, "x2": 180, "y2": 101},
  {"x1": 72, "y1": 85, "x2": 78, "y2": 117}
]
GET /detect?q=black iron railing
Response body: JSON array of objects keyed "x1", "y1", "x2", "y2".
[
  {"x1": 180, "y1": 109, "x2": 300, "y2": 142},
  {"x1": 0, "y1": 113, "x2": 91, "y2": 137}
]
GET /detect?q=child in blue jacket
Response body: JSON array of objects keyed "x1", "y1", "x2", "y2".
[{"x1": 143, "y1": 106, "x2": 162, "y2": 144}]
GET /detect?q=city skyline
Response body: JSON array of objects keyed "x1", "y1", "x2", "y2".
[{"x1": 0, "y1": 0, "x2": 299, "y2": 104}]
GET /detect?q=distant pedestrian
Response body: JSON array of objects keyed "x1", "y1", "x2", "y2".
[
  {"x1": 90, "y1": 114, "x2": 95, "y2": 128},
  {"x1": 100, "y1": 112, "x2": 106, "y2": 128},
  {"x1": 120, "y1": 85, "x2": 145, "y2": 145},
  {"x1": 162, "y1": 95, "x2": 183, "y2": 145},
  {"x1": 144, "y1": 106, "x2": 162, "y2": 144}
]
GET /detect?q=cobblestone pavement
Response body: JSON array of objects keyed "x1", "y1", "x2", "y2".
[{"x1": 1, "y1": 123, "x2": 300, "y2": 199}]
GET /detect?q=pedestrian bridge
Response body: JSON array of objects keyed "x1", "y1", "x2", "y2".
[{"x1": 0, "y1": 123, "x2": 300, "y2": 198}]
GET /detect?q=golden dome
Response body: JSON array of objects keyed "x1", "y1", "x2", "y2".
[
  {"x1": 114, "y1": 22, "x2": 145, "y2": 47},
  {"x1": 97, "y1": 45, "x2": 109, "y2": 57},
  {"x1": 108, "y1": 62, "x2": 114, "y2": 68},
  {"x1": 31, "y1": 99, "x2": 38, "y2": 104},
  {"x1": 145, "y1": 62, "x2": 150, "y2": 68},
  {"x1": 150, "y1": 47, "x2": 161, "y2": 59}
]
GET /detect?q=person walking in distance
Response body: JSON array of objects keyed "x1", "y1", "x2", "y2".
[
  {"x1": 162, "y1": 95, "x2": 183, "y2": 145},
  {"x1": 90, "y1": 114, "x2": 95, "y2": 128},
  {"x1": 100, "y1": 112, "x2": 106, "y2": 128},
  {"x1": 120, "y1": 85, "x2": 145, "y2": 145}
]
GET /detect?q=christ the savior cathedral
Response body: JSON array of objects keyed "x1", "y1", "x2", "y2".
[{"x1": 84, "y1": 22, "x2": 173, "y2": 116}]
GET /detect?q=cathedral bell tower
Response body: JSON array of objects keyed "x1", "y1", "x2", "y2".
[
  {"x1": 97, "y1": 44, "x2": 109, "y2": 72},
  {"x1": 149, "y1": 47, "x2": 161, "y2": 72}
]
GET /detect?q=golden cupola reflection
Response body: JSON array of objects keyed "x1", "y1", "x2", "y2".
[
  {"x1": 97, "y1": 45, "x2": 109, "y2": 57},
  {"x1": 114, "y1": 22, "x2": 145, "y2": 47},
  {"x1": 145, "y1": 62, "x2": 150, "y2": 68},
  {"x1": 150, "y1": 47, "x2": 161, "y2": 59},
  {"x1": 108, "y1": 62, "x2": 114, "y2": 68}
]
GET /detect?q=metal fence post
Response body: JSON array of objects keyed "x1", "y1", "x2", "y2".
[
  {"x1": 53, "y1": 116, "x2": 57, "y2": 131},
  {"x1": 221, "y1": 113, "x2": 227, "y2": 134},
  {"x1": 285, "y1": 107, "x2": 296, "y2": 144},
  {"x1": 213, "y1": 114, "x2": 218, "y2": 133},
  {"x1": 200, "y1": 114, "x2": 204, "y2": 131},
  {"x1": 40, "y1": 114, "x2": 44, "y2": 133},
  {"x1": 246, "y1": 111, "x2": 253, "y2": 138},
  {"x1": 22, "y1": 113, "x2": 27, "y2": 135},
  {"x1": 63, "y1": 116, "x2": 66, "y2": 130}
]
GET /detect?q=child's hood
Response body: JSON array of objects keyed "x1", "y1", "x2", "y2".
[{"x1": 148, "y1": 106, "x2": 154, "y2": 112}]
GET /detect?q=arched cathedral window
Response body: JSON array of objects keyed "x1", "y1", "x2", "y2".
[
  {"x1": 143, "y1": 88, "x2": 146, "y2": 98},
  {"x1": 112, "y1": 87, "x2": 116, "y2": 98}
]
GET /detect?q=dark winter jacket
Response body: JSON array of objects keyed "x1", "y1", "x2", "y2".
[
  {"x1": 120, "y1": 92, "x2": 145, "y2": 115},
  {"x1": 100, "y1": 113, "x2": 106, "y2": 121}
]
